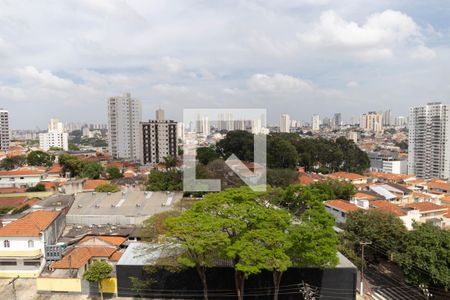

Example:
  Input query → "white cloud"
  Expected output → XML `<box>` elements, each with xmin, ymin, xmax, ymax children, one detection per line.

<box><xmin>299</xmin><ymin>9</ymin><xmax>434</xmax><ymax>60</ymax></box>
<box><xmin>248</xmin><ymin>73</ymin><xmax>313</xmax><ymax>94</ymax></box>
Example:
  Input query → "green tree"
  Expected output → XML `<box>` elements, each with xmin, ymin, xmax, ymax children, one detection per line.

<box><xmin>344</xmin><ymin>210</ymin><xmax>407</xmax><ymax>261</ymax></box>
<box><xmin>395</xmin><ymin>223</ymin><xmax>450</xmax><ymax>289</ymax></box>
<box><xmin>216</xmin><ymin>130</ymin><xmax>254</xmax><ymax>162</ymax></box>
<box><xmin>267</xmin><ymin>136</ymin><xmax>298</xmax><ymax>169</ymax></box>
<box><xmin>27</xmin><ymin>150</ymin><xmax>54</xmax><ymax>167</ymax></box>
<box><xmin>165</xmin><ymin>210</ymin><xmax>230</xmax><ymax>300</ymax></box>
<box><xmin>141</xmin><ymin>211</ymin><xmax>181</xmax><ymax>242</ymax></box>
<box><xmin>48</xmin><ymin>146</ymin><xmax>64</xmax><ymax>151</ymax></box>
<box><xmin>147</xmin><ymin>170</ymin><xmax>182</xmax><ymax>191</ymax></box>
<box><xmin>267</xmin><ymin>168</ymin><xmax>299</xmax><ymax>188</ymax></box>
<box><xmin>163</xmin><ymin>155</ymin><xmax>178</xmax><ymax>169</ymax></box>
<box><xmin>106</xmin><ymin>166</ymin><xmax>122</xmax><ymax>180</ymax></box>
<box><xmin>59</xmin><ymin>154</ymin><xmax>83</xmax><ymax>177</ymax></box>
<box><xmin>196</xmin><ymin>146</ymin><xmax>219</xmax><ymax>165</ymax></box>
<box><xmin>81</xmin><ymin>162</ymin><xmax>104</xmax><ymax>179</ymax></box>
<box><xmin>68</xmin><ymin>143</ymin><xmax>80</xmax><ymax>151</ymax></box>
<box><xmin>83</xmin><ymin>260</ymin><xmax>113</xmax><ymax>300</ymax></box>
<box><xmin>95</xmin><ymin>183</ymin><xmax>120</xmax><ymax>193</ymax></box>
<box><xmin>0</xmin><ymin>155</ymin><xmax>26</xmax><ymax>170</ymax></box>
<box><xmin>26</xmin><ymin>183</ymin><xmax>46</xmax><ymax>192</ymax></box>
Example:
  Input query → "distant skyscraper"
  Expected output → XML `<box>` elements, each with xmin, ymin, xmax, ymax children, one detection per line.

<box><xmin>176</xmin><ymin>122</ymin><xmax>185</xmax><ymax>141</ymax></box>
<box><xmin>333</xmin><ymin>113</ymin><xmax>342</xmax><ymax>128</ymax></box>
<box><xmin>382</xmin><ymin>110</ymin><xmax>392</xmax><ymax>126</ymax></box>
<box><xmin>39</xmin><ymin>118</ymin><xmax>69</xmax><ymax>151</ymax></box>
<box><xmin>280</xmin><ymin>114</ymin><xmax>290</xmax><ymax>133</ymax></box>
<box><xmin>360</xmin><ymin>112</ymin><xmax>383</xmax><ymax>133</ymax></box>
<box><xmin>156</xmin><ymin>108</ymin><xmax>165</xmax><ymax>121</ymax></box>
<box><xmin>141</xmin><ymin>110</ymin><xmax>177</xmax><ymax>165</ymax></box>
<box><xmin>395</xmin><ymin>116</ymin><xmax>407</xmax><ymax>127</ymax></box>
<box><xmin>408</xmin><ymin>102</ymin><xmax>450</xmax><ymax>179</ymax></box>
<box><xmin>312</xmin><ymin>115</ymin><xmax>320</xmax><ymax>131</ymax></box>
<box><xmin>0</xmin><ymin>109</ymin><xmax>9</xmax><ymax>150</ymax></box>
<box><xmin>108</xmin><ymin>93</ymin><xmax>142</xmax><ymax>161</ymax></box>
<box><xmin>196</xmin><ymin>115</ymin><xmax>210</xmax><ymax>136</ymax></box>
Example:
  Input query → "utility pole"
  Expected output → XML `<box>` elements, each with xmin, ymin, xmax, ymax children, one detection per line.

<box><xmin>8</xmin><ymin>276</ymin><xmax>19</xmax><ymax>300</ymax></box>
<box><xmin>360</xmin><ymin>241</ymin><xmax>372</xmax><ymax>296</ymax></box>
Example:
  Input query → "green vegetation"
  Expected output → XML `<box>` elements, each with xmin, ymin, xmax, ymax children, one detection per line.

<box><xmin>83</xmin><ymin>260</ymin><xmax>112</xmax><ymax>300</ymax></box>
<box><xmin>27</xmin><ymin>150</ymin><xmax>54</xmax><ymax>167</ymax></box>
<box><xmin>48</xmin><ymin>146</ymin><xmax>64</xmax><ymax>151</ymax></box>
<box><xmin>0</xmin><ymin>206</ymin><xmax>15</xmax><ymax>215</ymax></box>
<box><xmin>147</xmin><ymin>169</ymin><xmax>182</xmax><ymax>191</ymax></box>
<box><xmin>68</xmin><ymin>143</ymin><xmax>80</xmax><ymax>151</ymax></box>
<box><xmin>196</xmin><ymin>146</ymin><xmax>220</xmax><ymax>165</ymax></box>
<box><xmin>26</xmin><ymin>184</ymin><xmax>46</xmax><ymax>192</ymax></box>
<box><xmin>95</xmin><ymin>183</ymin><xmax>120</xmax><ymax>193</ymax></box>
<box><xmin>159</xmin><ymin>186</ymin><xmax>338</xmax><ymax>300</ymax></box>
<box><xmin>216</xmin><ymin>131</ymin><xmax>369</xmax><ymax>173</ymax></box>
<box><xmin>140</xmin><ymin>211</ymin><xmax>181</xmax><ymax>242</ymax></box>
<box><xmin>80</xmin><ymin>162</ymin><xmax>104</xmax><ymax>179</ymax></box>
<box><xmin>266</xmin><ymin>168</ymin><xmax>299</xmax><ymax>187</ymax></box>
<box><xmin>59</xmin><ymin>154</ymin><xmax>84</xmax><ymax>177</ymax></box>
<box><xmin>0</xmin><ymin>155</ymin><xmax>26</xmax><ymax>170</ymax></box>
<box><xmin>106</xmin><ymin>166</ymin><xmax>123</xmax><ymax>180</ymax></box>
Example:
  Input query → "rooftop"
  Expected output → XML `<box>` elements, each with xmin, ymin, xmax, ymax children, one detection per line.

<box><xmin>0</xmin><ymin>210</ymin><xmax>60</xmax><ymax>237</ymax></box>
<box><xmin>403</xmin><ymin>202</ymin><xmax>447</xmax><ymax>213</ymax></box>
<box><xmin>51</xmin><ymin>247</ymin><xmax>117</xmax><ymax>269</ymax></box>
<box><xmin>327</xmin><ymin>172</ymin><xmax>365</xmax><ymax>180</ymax></box>
<box><xmin>324</xmin><ymin>199</ymin><xmax>360</xmax><ymax>213</ymax></box>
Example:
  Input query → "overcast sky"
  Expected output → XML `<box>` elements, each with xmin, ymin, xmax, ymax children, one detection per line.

<box><xmin>1</xmin><ymin>0</ymin><xmax>449</xmax><ymax>129</ymax></box>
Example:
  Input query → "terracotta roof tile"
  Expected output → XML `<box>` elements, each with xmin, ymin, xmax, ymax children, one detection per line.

<box><xmin>324</xmin><ymin>200</ymin><xmax>360</xmax><ymax>212</ymax></box>
<box><xmin>370</xmin><ymin>200</ymin><xmax>406</xmax><ymax>217</ymax></box>
<box><xmin>83</xmin><ymin>179</ymin><xmax>110</xmax><ymax>191</ymax></box>
<box><xmin>80</xmin><ymin>235</ymin><xmax>127</xmax><ymax>246</ymax></box>
<box><xmin>0</xmin><ymin>211</ymin><xmax>60</xmax><ymax>236</ymax></box>
<box><xmin>327</xmin><ymin>172</ymin><xmax>365</xmax><ymax>180</ymax></box>
<box><xmin>403</xmin><ymin>202</ymin><xmax>447</xmax><ymax>212</ymax></box>
<box><xmin>51</xmin><ymin>247</ymin><xmax>116</xmax><ymax>269</ymax></box>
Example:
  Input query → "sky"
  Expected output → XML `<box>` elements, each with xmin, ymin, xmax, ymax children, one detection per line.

<box><xmin>1</xmin><ymin>0</ymin><xmax>449</xmax><ymax>129</ymax></box>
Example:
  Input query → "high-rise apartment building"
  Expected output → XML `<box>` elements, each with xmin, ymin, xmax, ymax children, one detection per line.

<box><xmin>0</xmin><ymin>109</ymin><xmax>10</xmax><ymax>150</ymax></box>
<box><xmin>333</xmin><ymin>113</ymin><xmax>342</xmax><ymax>128</ymax></box>
<box><xmin>280</xmin><ymin>114</ymin><xmax>290</xmax><ymax>133</ymax></box>
<box><xmin>39</xmin><ymin>118</ymin><xmax>69</xmax><ymax>151</ymax></box>
<box><xmin>360</xmin><ymin>112</ymin><xmax>383</xmax><ymax>133</ymax></box>
<box><xmin>141</xmin><ymin>110</ymin><xmax>177</xmax><ymax>165</ymax></box>
<box><xmin>382</xmin><ymin>110</ymin><xmax>392</xmax><ymax>126</ymax></box>
<box><xmin>408</xmin><ymin>102</ymin><xmax>450</xmax><ymax>179</ymax></box>
<box><xmin>312</xmin><ymin>115</ymin><xmax>320</xmax><ymax>131</ymax></box>
<box><xmin>156</xmin><ymin>108</ymin><xmax>165</xmax><ymax>121</ymax></box>
<box><xmin>108</xmin><ymin>93</ymin><xmax>142</xmax><ymax>161</ymax></box>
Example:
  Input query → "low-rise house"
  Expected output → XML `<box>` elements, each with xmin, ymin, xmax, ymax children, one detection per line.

<box><xmin>425</xmin><ymin>179</ymin><xmax>450</xmax><ymax>195</ymax></box>
<box><xmin>82</xmin><ymin>179</ymin><xmax>110</xmax><ymax>192</ymax></box>
<box><xmin>327</xmin><ymin>172</ymin><xmax>367</xmax><ymax>184</ymax></box>
<box><xmin>324</xmin><ymin>199</ymin><xmax>360</xmax><ymax>224</ymax></box>
<box><xmin>0</xmin><ymin>210</ymin><xmax>65</xmax><ymax>277</ymax></box>
<box><xmin>369</xmin><ymin>200</ymin><xmax>420</xmax><ymax>230</ymax></box>
<box><xmin>0</xmin><ymin>167</ymin><xmax>47</xmax><ymax>188</ymax></box>
<box><xmin>402</xmin><ymin>202</ymin><xmax>448</xmax><ymax>228</ymax></box>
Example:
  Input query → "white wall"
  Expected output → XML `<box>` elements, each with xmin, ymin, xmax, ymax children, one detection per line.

<box><xmin>0</xmin><ymin>174</ymin><xmax>44</xmax><ymax>188</ymax></box>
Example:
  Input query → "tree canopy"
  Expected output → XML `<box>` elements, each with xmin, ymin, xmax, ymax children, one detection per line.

<box><xmin>27</xmin><ymin>150</ymin><xmax>54</xmax><ymax>167</ymax></box>
<box><xmin>83</xmin><ymin>260</ymin><xmax>113</xmax><ymax>300</ymax></box>
<box><xmin>147</xmin><ymin>169</ymin><xmax>182</xmax><ymax>191</ymax></box>
<box><xmin>80</xmin><ymin>162</ymin><xmax>104</xmax><ymax>179</ymax></box>
<box><xmin>95</xmin><ymin>183</ymin><xmax>120</xmax><ymax>193</ymax></box>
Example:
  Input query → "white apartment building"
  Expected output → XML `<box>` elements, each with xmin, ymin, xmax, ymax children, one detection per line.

<box><xmin>312</xmin><ymin>114</ymin><xmax>320</xmax><ymax>131</ymax></box>
<box><xmin>108</xmin><ymin>93</ymin><xmax>142</xmax><ymax>161</ymax></box>
<box><xmin>0</xmin><ymin>109</ymin><xmax>10</xmax><ymax>150</ymax></box>
<box><xmin>39</xmin><ymin>118</ymin><xmax>69</xmax><ymax>151</ymax></box>
<box><xmin>383</xmin><ymin>160</ymin><xmax>407</xmax><ymax>174</ymax></box>
<box><xmin>280</xmin><ymin>114</ymin><xmax>290</xmax><ymax>133</ymax></box>
<box><xmin>360</xmin><ymin>112</ymin><xmax>383</xmax><ymax>133</ymax></box>
<box><xmin>408</xmin><ymin>102</ymin><xmax>450</xmax><ymax>179</ymax></box>
<box><xmin>141</xmin><ymin>110</ymin><xmax>178</xmax><ymax>165</ymax></box>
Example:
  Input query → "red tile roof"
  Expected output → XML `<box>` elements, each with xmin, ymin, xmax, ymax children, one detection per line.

<box><xmin>328</xmin><ymin>172</ymin><xmax>365</xmax><ymax>181</ymax></box>
<box><xmin>324</xmin><ymin>200</ymin><xmax>360</xmax><ymax>212</ymax></box>
<box><xmin>367</xmin><ymin>172</ymin><xmax>413</xmax><ymax>182</ymax></box>
<box><xmin>83</xmin><ymin>179</ymin><xmax>110</xmax><ymax>191</ymax></box>
<box><xmin>47</xmin><ymin>164</ymin><xmax>62</xmax><ymax>174</ymax></box>
<box><xmin>51</xmin><ymin>247</ymin><xmax>116</xmax><ymax>269</ymax></box>
<box><xmin>79</xmin><ymin>235</ymin><xmax>127</xmax><ymax>246</ymax></box>
<box><xmin>0</xmin><ymin>211</ymin><xmax>60</xmax><ymax>236</ymax></box>
<box><xmin>0</xmin><ymin>187</ymin><xmax>27</xmax><ymax>194</ymax></box>
<box><xmin>0</xmin><ymin>168</ymin><xmax>45</xmax><ymax>176</ymax></box>
<box><xmin>403</xmin><ymin>202</ymin><xmax>447</xmax><ymax>213</ymax></box>
<box><xmin>370</xmin><ymin>200</ymin><xmax>406</xmax><ymax>217</ymax></box>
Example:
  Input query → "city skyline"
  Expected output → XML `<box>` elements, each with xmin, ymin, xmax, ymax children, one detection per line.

<box><xmin>1</xmin><ymin>1</ymin><xmax>450</xmax><ymax>129</ymax></box>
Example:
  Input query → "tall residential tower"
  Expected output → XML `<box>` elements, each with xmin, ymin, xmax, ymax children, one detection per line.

<box><xmin>39</xmin><ymin>118</ymin><xmax>69</xmax><ymax>151</ymax></box>
<box><xmin>108</xmin><ymin>93</ymin><xmax>142</xmax><ymax>161</ymax></box>
<box><xmin>0</xmin><ymin>109</ymin><xmax>9</xmax><ymax>150</ymax></box>
<box><xmin>408</xmin><ymin>102</ymin><xmax>450</xmax><ymax>179</ymax></box>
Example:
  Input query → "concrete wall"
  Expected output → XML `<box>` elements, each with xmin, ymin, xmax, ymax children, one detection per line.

<box><xmin>37</xmin><ymin>278</ymin><xmax>82</xmax><ymax>293</ymax></box>
<box><xmin>0</xmin><ymin>175</ymin><xmax>45</xmax><ymax>188</ymax></box>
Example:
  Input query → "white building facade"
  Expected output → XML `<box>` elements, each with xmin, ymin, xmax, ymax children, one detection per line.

<box><xmin>39</xmin><ymin>118</ymin><xmax>69</xmax><ymax>151</ymax></box>
<box><xmin>312</xmin><ymin>114</ymin><xmax>320</xmax><ymax>131</ymax></box>
<box><xmin>108</xmin><ymin>93</ymin><xmax>142</xmax><ymax>161</ymax></box>
<box><xmin>280</xmin><ymin>114</ymin><xmax>290</xmax><ymax>133</ymax></box>
<box><xmin>408</xmin><ymin>102</ymin><xmax>450</xmax><ymax>179</ymax></box>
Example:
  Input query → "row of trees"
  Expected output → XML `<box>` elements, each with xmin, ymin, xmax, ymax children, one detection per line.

<box><xmin>58</xmin><ymin>154</ymin><xmax>122</xmax><ymax>180</ymax></box>
<box><xmin>0</xmin><ymin>150</ymin><xmax>55</xmax><ymax>170</ymax></box>
<box><xmin>342</xmin><ymin>209</ymin><xmax>450</xmax><ymax>291</ymax></box>
<box><xmin>211</xmin><ymin>131</ymin><xmax>370</xmax><ymax>173</ymax></box>
<box><xmin>141</xmin><ymin>186</ymin><xmax>339</xmax><ymax>300</ymax></box>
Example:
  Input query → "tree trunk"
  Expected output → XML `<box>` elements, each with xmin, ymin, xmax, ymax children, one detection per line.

<box><xmin>98</xmin><ymin>281</ymin><xmax>104</xmax><ymax>300</ymax></box>
<box><xmin>234</xmin><ymin>269</ymin><xmax>245</xmax><ymax>300</ymax></box>
<box><xmin>272</xmin><ymin>271</ymin><xmax>283</xmax><ymax>300</ymax></box>
<box><xmin>196</xmin><ymin>265</ymin><xmax>209</xmax><ymax>300</ymax></box>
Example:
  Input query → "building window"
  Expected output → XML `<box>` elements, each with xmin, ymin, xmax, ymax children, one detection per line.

<box><xmin>28</xmin><ymin>240</ymin><xmax>34</xmax><ymax>248</ymax></box>
<box><xmin>3</xmin><ymin>240</ymin><xmax>10</xmax><ymax>248</ymax></box>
